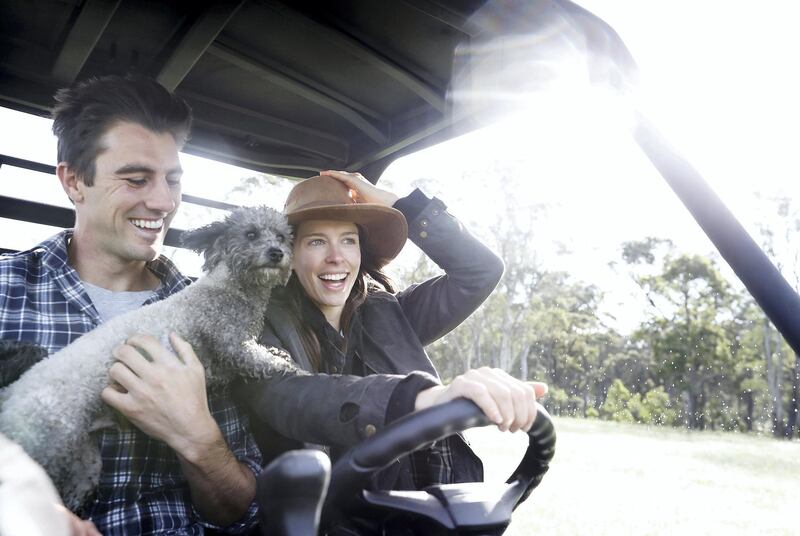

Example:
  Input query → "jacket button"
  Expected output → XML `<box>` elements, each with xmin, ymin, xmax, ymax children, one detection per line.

<box><xmin>364</xmin><ymin>424</ymin><xmax>377</xmax><ymax>437</ymax></box>
<box><xmin>420</xmin><ymin>219</ymin><xmax>429</xmax><ymax>227</ymax></box>
<box><xmin>432</xmin><ymin>209</ymin><xmax>440</xmax><ymax>216</ymax></box>
<box><xmin>332</xmin><ymin>366</ymin><xmax>339</xmax><ymax>373</ymax></box>
<box><xmin>419</xmin><ymin>231</ymin><xmax>428</xmax><ymax>239</ymax></box>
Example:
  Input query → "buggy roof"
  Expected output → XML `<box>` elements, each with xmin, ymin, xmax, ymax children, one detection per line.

<box><xmin>0</xmin><ymin>0</ymin><xmax>487</xmax><ymax>181</ymax></box>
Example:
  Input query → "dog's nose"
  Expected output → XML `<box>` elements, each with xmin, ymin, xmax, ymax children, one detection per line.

<box><xmin>267</xmin><ymin>247</ymin><xmax>284</xmax><ymax>263</ymax></box>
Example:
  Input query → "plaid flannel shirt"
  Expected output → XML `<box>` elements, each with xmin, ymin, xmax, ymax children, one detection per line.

<box><xmin>0</xmin><ymin>230</ymin><xmax>262</xmax><ymax>535</ymax></box>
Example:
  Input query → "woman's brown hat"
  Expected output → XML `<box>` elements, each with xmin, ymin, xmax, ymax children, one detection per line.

<box><xmin>284</xmin><ymin>175</ymin><xmax>408</xmax><ymax>266</ymax></box>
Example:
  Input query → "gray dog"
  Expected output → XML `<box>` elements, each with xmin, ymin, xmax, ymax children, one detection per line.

<box><xmin>0</xmin><ymin>205</ymin><xmax>299</xmax><ymax>510</ymax></box>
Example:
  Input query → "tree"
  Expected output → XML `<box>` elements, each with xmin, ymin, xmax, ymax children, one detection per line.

<box><xmin>725</xmin><ymin>295</ymin><xmax>770</xmax><ymax>432</ymax></box>
<box><xmin>756</xmin><ymin>194</ymin><xmax>800</xmax><ymax>438</ymax></box>
<box><xmin>484</xmin><ymin>176</ymin><xmax>550</xmax><ymax>374</ymax></box>
<box><xmin>622</xmin><ymin>239</ymin><xmax>738</xmax><ymax>430</ymax></box>
<box><xmin>600</xmin><ymin>379</ymin><xmax>635</xmax><ymax>423</ymax></box>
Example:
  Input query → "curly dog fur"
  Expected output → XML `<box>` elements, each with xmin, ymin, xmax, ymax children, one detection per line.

<box><xmin>0</xmin><ymin>205</ymin><xmax>300</xmax><ymax>509</ymax></box>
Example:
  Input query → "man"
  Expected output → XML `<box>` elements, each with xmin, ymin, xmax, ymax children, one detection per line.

<box><xmin>0</xmin><ymin>75</ymin><xmax>260</xmax><ymax>534</ymax></box>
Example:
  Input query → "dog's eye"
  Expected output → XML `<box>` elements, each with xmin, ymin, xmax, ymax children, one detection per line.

<box><xmin>276</xmin><ymin>234</ymin><xmax>285</xmax><ymax>244</ymax></box>
<box><xmin>245</xmin><ymin>230</ymin><xmax>258</xmax><ymax>240</ymax></box>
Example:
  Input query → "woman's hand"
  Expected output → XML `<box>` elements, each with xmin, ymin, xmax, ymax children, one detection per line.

<box><xmin>320</xmin><ymin>170</ymin><xmax>399</xmax><ymax>207</ymax></box>
<box><xmin>414</xmin><ymin>367</ymin><xmax>548</xmax><ymax>433</ymax></box>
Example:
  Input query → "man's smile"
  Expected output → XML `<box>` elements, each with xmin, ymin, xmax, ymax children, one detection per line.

<box><xmin>130</xmin><ymin>218</ymin><xmax>164</xmax><ymax>231</ymax></box>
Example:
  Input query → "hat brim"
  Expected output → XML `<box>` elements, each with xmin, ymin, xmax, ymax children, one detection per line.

<box><xmin>288</xmin><ymin>204</ymin><xmax>408</xmax><ymax>266</ymax></box>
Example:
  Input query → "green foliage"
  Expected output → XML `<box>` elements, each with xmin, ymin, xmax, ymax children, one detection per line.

<box><xmin>621</xmin><ymin>237</ymin><xmax>673</xmax><ymax>265</ymax></box>
<box><xmin>599</xmin><ymin>380</ymin><xmax>679</xmax><ymax>426</ymax></box>
<box><xmin>600</xmin><ymin>380</ymin><xmax>636</xmax><ymax>423</ymax></box>
<box><xmin>622</xmin><ymin>244</ymin><xmax>742</xmax><ymax>430</ymax></box>
<box><xmin>544</xmin><ymin>387</ymin><xmax>570</xmax><ymax>416</ymax></box>
<box><xmin>640</xmin><ymin>386</ymin><xmax>680</xmax><ymax>426</ymax></box>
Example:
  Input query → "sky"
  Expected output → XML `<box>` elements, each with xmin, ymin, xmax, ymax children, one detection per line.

<box><xmin>384</xmin><ymin>0</ymin><xmax>800</xmax><ymax>239</ymax></box>
<box><xmin>2</xmin><ymin>0</ymin><xmax>800</xmax><ymax>331</ymax></box>
<box><xmin>383</xmin><ymin>0</ymin><xmax>800</xmax><ymax>330</ymax></box>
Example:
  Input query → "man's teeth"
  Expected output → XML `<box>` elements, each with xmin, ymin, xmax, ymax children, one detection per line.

<box><xmin>131</xmin><ymin>219</ymin><xmax>163</xmax><ymax>230</ymax></box>
<box><xmin>319</xmin><ymin>273</ymin><xmax>347</xmax><ymax>281</ymax></box>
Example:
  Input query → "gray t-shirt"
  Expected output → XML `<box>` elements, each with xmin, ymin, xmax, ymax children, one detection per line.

<box><xmin>82</xmin><ymin>281</ymin><xmax>157</xmax><ymax>322</ymax></box>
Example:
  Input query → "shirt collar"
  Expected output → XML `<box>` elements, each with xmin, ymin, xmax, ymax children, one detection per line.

<box><xmin>37</xmin><ymin>229</ymin><xmax>191</xmax><ymax>294</ymax></box>
<box><xmin>147</xmin><ymin>254</ymin><xmax>192</xmax><ymax>297</ymax></box>
<box><xmin>36</xmin><ymin>229</ymin><xmax>72</xmax><ymax>273</ymax></box>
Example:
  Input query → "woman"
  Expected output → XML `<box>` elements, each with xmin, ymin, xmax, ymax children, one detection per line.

<box><xmin>242</xmin><ymin>170</ymin><xmax>546</xmax><ymax>490</ymax></box>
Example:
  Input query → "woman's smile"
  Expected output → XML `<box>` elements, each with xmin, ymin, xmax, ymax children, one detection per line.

<box><xmin>317</xmin><ymin>272</ymin><xmax>349</xmax><ymax>291</ymax></box>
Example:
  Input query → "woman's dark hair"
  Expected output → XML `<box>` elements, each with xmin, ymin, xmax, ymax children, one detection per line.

<box><xmin>51</xmin><ymin>74</ymin><xmax>193</xmax><ymax>185</ymax></box>
<box><xmin>282</xmin><ymin>225</ymin><xmax>396</xmax><ymax>372</ymax></box>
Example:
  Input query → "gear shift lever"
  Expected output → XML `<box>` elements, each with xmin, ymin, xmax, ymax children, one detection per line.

<box><xmin>257</xmin><ymin>449</ymin><xmax>331</xmax><ymax>536</ymax></box>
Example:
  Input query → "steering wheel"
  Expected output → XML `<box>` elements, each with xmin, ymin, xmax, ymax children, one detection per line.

<box><xmin>321</xmin><ymin>398</ymin><xmax>555</xmax><ymax>535</ymax></box>
<box><xmin>256</xmin><ymin>398</ymin><xmax>555</xmax><ymax>536</ymax></box>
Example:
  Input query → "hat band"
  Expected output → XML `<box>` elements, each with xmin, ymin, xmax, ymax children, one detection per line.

<box><xmin>288</xmin><ymin>199</ymin><xmax>356</xmax><ymax>213</ymax></box>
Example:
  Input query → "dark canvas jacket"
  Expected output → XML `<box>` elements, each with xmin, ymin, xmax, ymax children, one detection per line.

<box><xmin>239</xmin><ymin>191</ymin><xmax>504</xmax><ymax>489</ymax></box>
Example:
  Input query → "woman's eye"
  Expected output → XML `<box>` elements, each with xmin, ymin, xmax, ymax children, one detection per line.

<box><xmin>308</xmin><ymin>238</ymin><xmax>324</xmax><ymax>246</ymax></box>
<box><xmin>343</xmin><ymin>237</ymin><xmax>358</xmax><ymax>245</ymax></box>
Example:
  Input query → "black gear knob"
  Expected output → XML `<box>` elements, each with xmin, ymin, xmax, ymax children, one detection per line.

<box><xmin>257</xmin><ymin>449</ymin><xmax>330</xmax><ymax>536</ymax></box>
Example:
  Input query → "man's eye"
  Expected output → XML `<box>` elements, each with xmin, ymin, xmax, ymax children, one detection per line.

<box><xmin>126</xmin><ymin>178</ymin><xmax>147</xmax><ymax>186</ymax></box>
<box><xmin>167</xmin><ymin>177</ymin><xmax>182</xmax><ymax>187</ymax></box>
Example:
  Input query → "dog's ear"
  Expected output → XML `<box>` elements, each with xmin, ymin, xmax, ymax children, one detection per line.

<box><xmin>180</xmin><ymin>221</ymin><xmax>227</xmax><ymax>254</ymax></box>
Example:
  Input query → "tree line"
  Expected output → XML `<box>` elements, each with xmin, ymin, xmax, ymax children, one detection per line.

<box><xmin>396</xmin><ymin>182</ymin><xmax>800</xmax><ymax>439</ymax></box>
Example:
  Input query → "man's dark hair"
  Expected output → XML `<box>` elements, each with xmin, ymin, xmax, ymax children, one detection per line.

<box><xmin>51</xmin><ymin>74</ymin><xmax>193</xmax><ymax>186</ymax></box>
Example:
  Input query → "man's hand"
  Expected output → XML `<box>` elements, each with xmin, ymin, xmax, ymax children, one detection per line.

<box><xmin>100</xmin><ymin>332</ymin><xmax>218</xmax><ymax>457</ymax></box>
<box><xmin>57</xmin><ymin>506</ymin><xmax>101</xmax><ymax>536</ymax></box>
<box><xmin>101</xmin><ymin>332</ymin><xmax>256</xmax><ymax>525</ymax></box>
<box><xmin>415</xmin><ymin>367</ymin><xmax>548</xmax><ymax>433</ymax></box>
<box><xmin>320</xmin><ymin>170</ymin><xmax>399</xmax><ymax>207</ymax></box>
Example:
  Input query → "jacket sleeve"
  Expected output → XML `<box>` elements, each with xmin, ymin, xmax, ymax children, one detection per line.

<box><xmin>241</xmin><ymin>320</ymin><xmax>440</xmax><ymax>447</ymax></box>
<box><xmin>239</xmin><ymin>371</ymin><xmax>438</xmax><ymax>447</ymax></box>
<box><xmin>394</xmin><ymin>192</ymin><xmax>504</xmax><ymax>346</ymax></box>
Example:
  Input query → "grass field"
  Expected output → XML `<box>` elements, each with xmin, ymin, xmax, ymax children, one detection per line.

<box><xmin>464</xmin><ymin>417</ymin><xmax>800</xmax><ymax>535</ymax></box>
